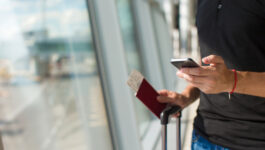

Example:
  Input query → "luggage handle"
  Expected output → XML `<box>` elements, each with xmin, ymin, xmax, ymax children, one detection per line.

<box><xmin>161</xmin><ymin>106</ymin><xmax>182</xmax><ymax>150</ymax></box>
<box><xmin>160</xmin><ymin>105</ymin><xmax>181</xmax><ymax>125</ymax></box>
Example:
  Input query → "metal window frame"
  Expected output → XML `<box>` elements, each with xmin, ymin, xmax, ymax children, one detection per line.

<box><xmin>131</xmin><ymin>0</ymin><xmax>165</xmax><ymax>90</ymax></box>
<box><xmin>87</xmin><ymin>0</ymin><xmax>142</xmax><ymax>150</ymax></box>
<box><xmin>130</xmin><ymin>0</ymin><xmax>176</xmax><ymax>149</ymax></box>
<box><xmin>131</xmin><ymin>0</ymin><xmax>179</xmax><ymax>149</ymax></box>
<box><xmin>87</xmin><ymin>0</ymin><xmax>177</xmax><ymax>149</ymax></box>
<box><xmin>149</xmin><ymin>3</ymin><xmax>177</xmax><ymax>91</ymax></box>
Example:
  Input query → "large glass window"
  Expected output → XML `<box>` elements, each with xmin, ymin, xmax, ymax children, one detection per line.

<box><xmin>0</xmin><ymin>0</ymin><xmax>112</xmax><ymax>150</ymax></box>
<box><xmin>115</xmin><ymin>0</ymin><xmax>153</xmax><ymax>138</ymax></box>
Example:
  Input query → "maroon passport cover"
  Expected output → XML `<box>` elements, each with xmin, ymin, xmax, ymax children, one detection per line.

<box><xmin>136</xmin><ymin>79</ymin><xmax>166</xmax><ymax>118</ymax></box>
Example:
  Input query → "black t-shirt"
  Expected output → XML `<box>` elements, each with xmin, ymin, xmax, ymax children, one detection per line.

<box><xmin>194</xmin><ymin>0</ymin><xmax>265</xmax><ymax>149</ymax></box>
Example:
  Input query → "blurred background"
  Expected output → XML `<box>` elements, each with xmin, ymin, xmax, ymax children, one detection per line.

<box><xmin>0</xmin><ymin>0</ymin><xmax>199</xmax><ymax>149</ymax></box>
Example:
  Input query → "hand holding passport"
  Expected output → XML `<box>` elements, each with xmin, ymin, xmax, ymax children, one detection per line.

<box><xmin>127</xmin><ymin>70</ymin><xmax>167</xmax><ymax>118</ymax></box>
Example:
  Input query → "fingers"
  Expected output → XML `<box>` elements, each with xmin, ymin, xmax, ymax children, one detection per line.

<box><xmin>177</xmin><ymin>72</ymin><xmax>209</xmax><ymax>84</ymax></box>
<box><xmin>158</xmin><ymin>89</ymin><xmax>169</xmax><ymax>96</ymax></box>
<box><xmin>202</xmin><ymin>55</ymin><xmax>224</xmax><ymax>64</ymax></box>
<box><xmin>157</xmin><ymin>90</ymin><xmax>179</xmax><ymax>104</ymax></box>
<box><xmin>157</xmin><ymin>90</ymin><xmax>187</xmax><ymax>108</ymax></box>
<box><xmin>178</xmin><ymin>66</ymin><xmax>213</xmax><ymax>76</ymax></box>
<box><xmin>172</xmin><ymin>112</ymin><xmax>181</xmax><ymax>118</ymax></box>
<box><xmin>157</xmin><ymin>95</ymin><xmax>174</xmax><ymax>103</ymax></box>
<box><xmin>189</xmin><ymin>82</ymin><xmax>203</xmax><ymax>88</ymax></box>
<box><xmin>178</xmin><ymin>55</ymin><xmax>224</xmax><ymax>76</ymax></box>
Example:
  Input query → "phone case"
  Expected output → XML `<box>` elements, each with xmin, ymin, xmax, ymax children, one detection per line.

<box><xmin>171</xmin><ymin>58</ymin><xmax>199</xmax><ymax>69</ymax></box>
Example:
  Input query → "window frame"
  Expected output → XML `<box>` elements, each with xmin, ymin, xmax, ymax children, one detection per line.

<box><xmin>86</xmin><ymin>0</ymin><xmax>142</xmax><ymax>149</ymax></box>
<box><xmin>87</xmin><ymin>0</ymin><xmax>179</xmax><ymax>149</ymax></box>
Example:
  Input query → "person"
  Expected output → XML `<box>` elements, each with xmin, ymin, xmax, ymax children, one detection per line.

<box><xmin>157</xmin><ymin>0</ymin><xmax>265</xmax><ymax>150</ymax></box>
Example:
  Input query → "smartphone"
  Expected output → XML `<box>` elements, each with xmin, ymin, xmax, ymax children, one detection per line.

<box><xmin>170</xmin><ymin>58</ymin><xmax>200</xmax><ymax>69</ymax></box>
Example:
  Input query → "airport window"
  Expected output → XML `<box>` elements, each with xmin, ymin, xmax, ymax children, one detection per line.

<box><xmin>0</xmin><ymin>0</ymin><xmax>113</xmax><ymax>150</ymax></box>
<box><xmin>115</xmin><ymin>0</ymin><xmax>153</xmax><ymax>138</ymax></box>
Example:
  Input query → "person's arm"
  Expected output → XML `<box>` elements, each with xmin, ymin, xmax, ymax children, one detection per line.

<box><xmin>157</xmin><ymin>84</ymin><xmax>200</xmax><ymax>109</ymax></box>
<box><xmin>177</xmin><ymin>55</ymin><xmax>265</xmax><ymax>98</ymax></box>
<box><xmin>181</xmin><ymin>84</ymin><xmax>201</xmax><ymax>106</ymax></box>
<box><xmin>235</xmin><ymin>71</ymin><xmax>265</xmax><ymax>97</ymax></box>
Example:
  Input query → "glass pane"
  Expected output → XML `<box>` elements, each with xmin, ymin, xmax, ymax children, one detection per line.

<box><xmin>0</xmin><ymin>0</ymin><xmax>112</xmax><ymax>150</ymax></box>
<box><xmin>115</xmin><ymin>0</ymin><xmax>153</xmax><ymax>138</ymax></box>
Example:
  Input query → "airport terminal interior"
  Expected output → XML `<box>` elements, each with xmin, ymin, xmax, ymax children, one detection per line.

<box><xmin>0</xmin><ymin>0</ymin><xmax>199</xmax><ymax>149</ymax></box>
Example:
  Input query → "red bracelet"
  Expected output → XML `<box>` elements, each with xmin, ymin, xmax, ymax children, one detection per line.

<box><xmin>229</xmin><ymin>69</ymin><xmax>237</xmax><ymax>94</ymax></box>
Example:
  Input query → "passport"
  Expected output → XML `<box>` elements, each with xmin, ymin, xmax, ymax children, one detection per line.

<box><xmin>127</xmin><ymin>70</ymin><xmax>166</xmax><ymax>118</ymax></box>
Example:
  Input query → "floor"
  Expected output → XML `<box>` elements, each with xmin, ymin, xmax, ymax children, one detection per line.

<box><xmin>0</xmin><ymin>75</ymin><xmax>113</xmax><ymax>150</ymax></box>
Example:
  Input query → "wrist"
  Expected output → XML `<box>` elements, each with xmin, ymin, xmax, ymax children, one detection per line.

<box><xmin>177</xmin><ymin>93</ymin><xmax>191</xmax><ymax>108</ymax></box>
<box><xmin>181</xmin><ymin>85</ymin><xmax>200</xmax><ymax>102</ymax></box>
<box><xmin>233</xmin><ymin>71</ymin><xmax>247</xmax><ymax>93</ymax></box>
<box><xmin>230</xmin><ymin>69</ymin><xmax>237</xmax><ymax>94</ymax></box>
<box><xmin>225</xmin><ymin>69</ymin><xmax>237</xmax><ymax>93</ymax></box>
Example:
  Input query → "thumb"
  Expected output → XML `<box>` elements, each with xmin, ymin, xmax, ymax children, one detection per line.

<box><xmin>172</xmin><ymin>112</ymin><xmax>181</xmax><ymax>118</ymax></box>
<box><xmin>202</xmin><ymin>55</ymin><xmax>224</xmax><ymax>64</ymax></box>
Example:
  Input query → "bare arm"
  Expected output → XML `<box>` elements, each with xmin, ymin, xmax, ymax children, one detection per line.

<box><xmin>178</xmin><ymin>55</ymin><xmax>265</xmax><ymax>98</ymax></box>
<box><xmin>235</xmin><ymin>71</ymin><xmax>265</xmax><ymax>97</ymax></box>
<box><xmin>181</xmin><ymin>84</ymin><xmax>201</xmax><ymax>106</ymax></box>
